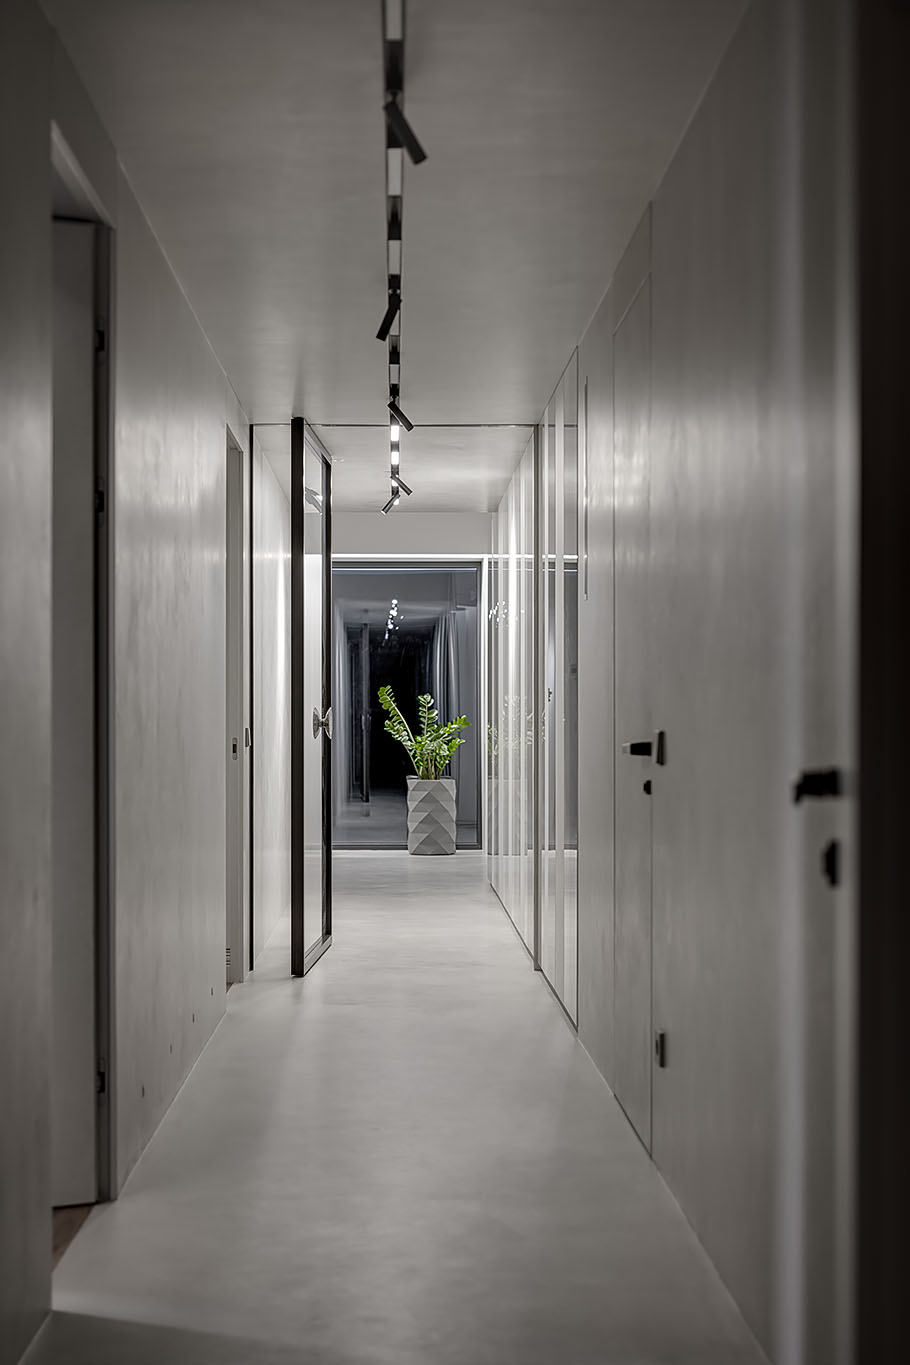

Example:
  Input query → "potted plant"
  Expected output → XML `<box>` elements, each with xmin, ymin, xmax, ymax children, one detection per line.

<box><xmin>378</xmin><ymin>686</ymin><xmax>470</xmax><ymax>855</ymax></box>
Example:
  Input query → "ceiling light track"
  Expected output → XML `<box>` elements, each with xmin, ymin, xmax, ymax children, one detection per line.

<box><xmin>378</xmin><ymin>0</ymin><xmax>426</xmax><ymax>512</ymax></box>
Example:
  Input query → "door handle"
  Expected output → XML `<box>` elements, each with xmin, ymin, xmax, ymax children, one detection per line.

<box><xmin>622</xmin><ymin>740</ymin><xmax>653</xmax><ymax>757</ymax></box>
<box><xmin>792</xmin><ymin>767</ymin><xmax>843</xmax><ymax>803</ymax></box>
<box><xmin>312</xmin><ymin>706</ymin><xmax>334</xmax><ymax>741</ymax></box>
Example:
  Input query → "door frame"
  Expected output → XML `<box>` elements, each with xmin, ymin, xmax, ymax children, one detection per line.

<box><xmin>329</xmin><ymin>558</ymin><xmax>485</xmax><ymax>851</ymax></box>
<box><xmin>52</xmin><ymin>127</ymin><xmax>116</xmax><ymax>1202</ymax></box>
<box><xmin>291</xmin><ymin>417</ymin><xmax>333</xmax><ymax>977</ymax></box>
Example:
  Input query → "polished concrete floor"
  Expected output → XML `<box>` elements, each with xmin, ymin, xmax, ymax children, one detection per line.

<box><xmin>28</xmin><ymin>853</ymin><xmax>767</xmax><ymax>1364</ymax></box>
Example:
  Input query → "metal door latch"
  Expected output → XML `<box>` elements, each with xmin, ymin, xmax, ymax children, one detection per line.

<box><xmin>623</xmin><ymin>739</ymin><xmax>653</xmax><ymax>757</ymax></box>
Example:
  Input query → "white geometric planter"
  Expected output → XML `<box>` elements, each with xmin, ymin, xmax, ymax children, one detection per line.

<box><xmin>406</xmin><ymin>776</ymin><xmax>457</xmax><ymax>856</ymax></box>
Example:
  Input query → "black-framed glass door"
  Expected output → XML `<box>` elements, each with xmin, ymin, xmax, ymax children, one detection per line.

<box><xmin>291</xmin><ymin>418</ymin><xmax>332</xmax><ymax>976</ymax></box>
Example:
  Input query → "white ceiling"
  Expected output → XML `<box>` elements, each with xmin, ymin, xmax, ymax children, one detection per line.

<box><xmin>42</xmin><ymin>0</ymin><xmax>747</xmax><ymax>510</ymax></box>
<box><xmin>258</xmin><ymin>421</ymin><xmax>533</xmax><ymax>510</ymax></box>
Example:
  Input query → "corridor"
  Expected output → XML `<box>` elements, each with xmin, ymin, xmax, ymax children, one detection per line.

<box><xmin>30</xmin><ymin>855</ymin><xmax>764</xmax><ymax>1365</ymax></box>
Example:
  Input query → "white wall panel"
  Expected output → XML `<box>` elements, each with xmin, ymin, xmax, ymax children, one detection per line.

<box><xmin>0</xmin><ymin>3</ymin><xmax>53</xmax><ymax>1358</ymax></box>
<box><xmin>333</xmin><ymin>511</ymin><xmax>492</xmax><ymax>558</ymax></box>
<box><xmin>112</xmin><ymin>181</ymin><xmax>239</xmax><ymax>1187</ymax></box>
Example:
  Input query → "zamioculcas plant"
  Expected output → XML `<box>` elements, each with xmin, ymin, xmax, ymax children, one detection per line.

<box><xmin>378</xmin><ymin>686</ymin><xmax>470</xmax><ymax>780</ymax></box>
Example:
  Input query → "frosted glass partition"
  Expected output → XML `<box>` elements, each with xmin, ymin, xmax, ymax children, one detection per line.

<box><xmin>489</xmin><ymin>436</ymin><xmax>536</xmax><ymax>951</ymax></box>
<box><xmin>488</xmin><ymin>353</ymin><xmax>579</xmax><ymax>1021</ymax></box>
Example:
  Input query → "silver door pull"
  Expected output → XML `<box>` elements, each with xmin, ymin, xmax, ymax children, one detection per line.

<box><xmin>312</xmin><ymin>706</ymin><xmax>334</xmax><ymax>740</ymax></box>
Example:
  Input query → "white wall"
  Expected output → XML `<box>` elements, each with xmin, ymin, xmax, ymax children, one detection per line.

<box><xmin>58</xmin><ymin>19</ymin><xmax>254</xmax><ymax>1196</ymax></box>
<box><xmin>0</xmin><ymin>3</ymin><xmax>53</xmax><ymax>1358</ymax></box>
<box><xmin>575</xmin><ymin>1</ymin><xmax>856</xmax><ymax>1360</ymax></box>
<box><xmin>253</xmin><ymin>448</ymin><xmax>291</xmax><ymax>960</ymax></box>
<box><xmin>112</xmin><ymin>179</ymin><xmax>251</xmax><ymax>1186</ymax></box>
<box><xmin>333</xmin><ymin>510</ymin><xmax>492</xmax><ymax>558</ymax></box>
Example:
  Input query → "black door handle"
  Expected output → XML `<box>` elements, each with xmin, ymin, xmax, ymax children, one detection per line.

<box><xmin>792</xmin><ymin>767</ymin><xmax>843</xmax><ymax>803</ymax></box>
<box><xmin>623</xmin><ymin>740</ymin><xmax>653</xmax><ymax>757</ymax></box>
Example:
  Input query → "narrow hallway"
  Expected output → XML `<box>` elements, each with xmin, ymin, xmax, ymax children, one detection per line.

<box><xmin>30</xmin><ymin>855</ymin><xmax>765</xmax><ymax>1365</ymax></box>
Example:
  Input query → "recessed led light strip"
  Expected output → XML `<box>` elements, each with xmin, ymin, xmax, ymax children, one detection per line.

<box><xmin>379</xmin><ymin>0</ymin><xmax>425</xmax><ymax>514</ymax></box>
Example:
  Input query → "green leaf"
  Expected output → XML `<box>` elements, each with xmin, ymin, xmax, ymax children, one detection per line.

<box><xmin>379</xmin><ymin>689</ymin><xmax>471</xmax><ymax>780</ymax></box>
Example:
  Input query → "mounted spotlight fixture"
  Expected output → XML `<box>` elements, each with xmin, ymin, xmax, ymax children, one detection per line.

<box><xmin>384</xmin><ymin>97</ymin><xmax>427</xmax><ymax>165</ymax></box>
<box><xmin>379</xmin><ymin>2</ymin><xmax>420</xmax><ymax>501</ymax></box>
<box><xmin>376</xmin><ymin>290</ymin><xmax>401</xmax><ymax>342</ymax></box>
<box><xmin>388</xmin><ymin>398</ymin><xmax>414</xmax><ymax>432</ymax></box>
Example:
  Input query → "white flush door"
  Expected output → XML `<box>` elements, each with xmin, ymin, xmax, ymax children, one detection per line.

<box><xmin>51</xmin><ymin>221</ymin><xmax>98</xmax><ymax>1206</ymax></box>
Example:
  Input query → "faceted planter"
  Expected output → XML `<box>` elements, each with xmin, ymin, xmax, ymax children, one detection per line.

<box><xmin>406</xmin><ymin>776</ymin><xmax>456</xmax><ymax>856</ymax></box>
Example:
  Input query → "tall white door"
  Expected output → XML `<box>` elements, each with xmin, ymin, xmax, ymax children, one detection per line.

<box><xmin>225</xmin><ymin>435</ymin><xmax>247</xmax><ymax>984</ymax></box>
<box><xmin>612</xmin><ymin>276</ymin><xmax>653</xmax><ymax>1152</ymax></box>
<box><xmin>51</xmin><ymin>221</ymin><xmax>97</xmax><ymax>1206</ymax></box>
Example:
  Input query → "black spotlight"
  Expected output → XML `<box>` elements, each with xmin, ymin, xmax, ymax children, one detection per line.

<box><xmin>376</xmin><ymin>291</ymin><xmax>401</xmax><ymax>342</ymax></box>
<box><xmin>380</xmin><ymin>491</ymin><xmax>401</xmax><ymax>516</ymax></box>
<box><xmin>392</xmin><ymin>474</ymin><xmax>413</xmax><ymax>496</ymax></box>
<box><xmin>387</xmin><ymin>398</ymin><xmax>414</xmax><ymax>431</ymax></box>
<box><xmin>384</xmin><ymin>99</ymin><xmax>427</xmax><ymax>165</ymax></box>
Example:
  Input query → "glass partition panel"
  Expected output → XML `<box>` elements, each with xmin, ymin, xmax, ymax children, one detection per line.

<box><xmin>489</xmin><ymin>357</ymin><xmax>577</xmax><ymax>1020</ymax></box>
<box><xmin>490</xmin><ymin>434</ymin><xmax>535</xmax><ymax>951</ymax></box>
<box><xmin>562</xmin><ymin>353</ymin><xmax>579</xmax><ymax>1020</ymax></box>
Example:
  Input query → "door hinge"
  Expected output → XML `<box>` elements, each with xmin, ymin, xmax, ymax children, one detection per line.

<box><xmin>95</xmin><ymin>326</ymin><xmax>106</xmax><ymax>355</ymax></box>
<box><xmin>95</xmin><ymin>483</ymin><xmax>106</xmax><ymax>517</ymax></box>
<box><xmin>96</xmin><ymin>1064</ymin><xmax>107</xmax><ymax>1096</ymax></box>
<box><xmin>654</xmin><ymin>1031</ymin><xmax>667</xmax><ymax>1068</ymax></box>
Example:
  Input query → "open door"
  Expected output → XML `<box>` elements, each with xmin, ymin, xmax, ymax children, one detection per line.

<box><xmin>291</xmin><ymin>418</ymin><xmax>333</xmax><ymax>976</ymax></box>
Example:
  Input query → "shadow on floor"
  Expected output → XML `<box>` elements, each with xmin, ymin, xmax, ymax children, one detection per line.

<box><xmin>24</xmin><ymin>1312</ymin><xmax>350</xmax><ymax>1365</ymax></box>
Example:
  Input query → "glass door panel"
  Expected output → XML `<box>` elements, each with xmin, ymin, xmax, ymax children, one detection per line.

<box><xmin>292</xmin><ymin>419</ymin><xmax>332</xmax><ymax>976</ymax></box>
<box><xmin>537</xmin><ymin>354</ymin><xmax>579</xmax><ymax>1021</ymax></box>
<box><xmin>302</xmin><ymin>442</ymin><xmax>328</xmax><ymax>963</ymax></box>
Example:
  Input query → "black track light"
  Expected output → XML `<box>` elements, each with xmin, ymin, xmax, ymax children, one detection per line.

<box><xmin>380</xmin><ymin>491</ymin><xmax>401</xmax><ymax>516</ymax></box>
<box><xmin>392</xmin><ymin>474</ymin><xmax>413</xmax><ymax>496</ymax></box>
<box><xmin>376</xmin><ymin>291</ymin><xmax>401</xmax><ymax>342</ymax></box>
<box><xmin>387</xmin><ymin>398</ymin><xmax>414</xmax><ymax>431</ymax></box>
<box><xmin>384</xmin><ymin>98</ymin><xmax>427</xmax><ymax>165</ymax></box>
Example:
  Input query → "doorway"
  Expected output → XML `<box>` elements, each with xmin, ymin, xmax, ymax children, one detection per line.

<box><xmin>331</xmin><ymin>563</ymin><xmax>481</xmax><ymax>850</ymax></box>
<box><xmin>50</xmin><ymin>139</ymin><xmax>114</xmax><ymax>1234</ymax></box>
